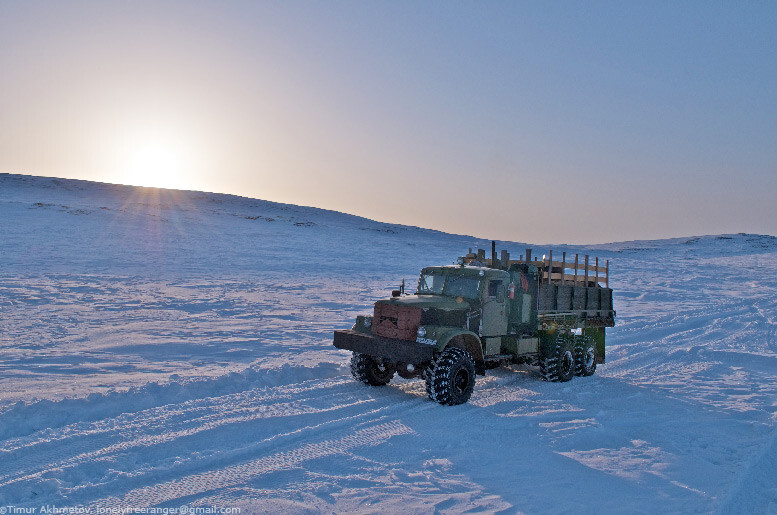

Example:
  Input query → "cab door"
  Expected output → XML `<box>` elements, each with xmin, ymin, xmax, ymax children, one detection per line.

<box><xmin>481</xmin><ymin>278</ymin><xmax>509</xmax><ymax>337</ymax></box>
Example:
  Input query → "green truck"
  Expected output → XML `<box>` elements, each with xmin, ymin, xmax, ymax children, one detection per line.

<box><xmin>333</xmin><ymin>243</ymin><xmax>615</xmax><ymax>405</ymax></box>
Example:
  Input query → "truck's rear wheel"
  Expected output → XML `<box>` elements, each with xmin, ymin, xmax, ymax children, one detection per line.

<box><xmin>540</xmin><ymin>334</ymin><xmax>575</xmax><ymax>382</ymax></box>
<box><xmin>350</xmin><ymin>352</ymin><xmax>395</xmax><ymax>386</ymax></box>
<box><xmin>575</xmin><ymin>335</ymin><xmax>597</xmax><ymax>376</ymax></box>
<box><xmin>425</xmin><ymin>347</ymin><xmax>476</xmax><ymax>405</ymax></box>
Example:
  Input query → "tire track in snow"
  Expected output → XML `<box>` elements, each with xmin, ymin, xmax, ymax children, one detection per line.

<box><xmin>88</xmin><ymin>420</ymin><xmax>414</xmax><ymax>510</ymax></box>
<box><xmin>0</xmin><ymin>371</ymin><xmax>431</xmax><ymax>508</ymax></box>
<box><xmin>605</xmin><ymin>299</ymin><xmax>776</xmax><ymax>393</ymax></box>
<box><xmin>0</xmin><ymin>364</ymin><xmax>345</xmax><ymax>440</ymax></box>
<box><xmin>716</xmin><ymin>426</ymin><xmax>777</xmax><ymax>513</ymax></box>
<box><xmin>0</xmin><ymin>376</ymin><xmax>358</xmax><ymax>493</ymax></box>
<box><xmin>753</xmin><ymin>299</ymin><xmax>777</xmax><ymax>352</ymax></box>
<box><xmin>0</xmin><ymin>374</ymin><xmax>350</xmax><ymax>456</ymax></box>
<box><xmin>74</xmin><ymin>392</ymin><xmax>430</xmax><ymax>510</ymax></box>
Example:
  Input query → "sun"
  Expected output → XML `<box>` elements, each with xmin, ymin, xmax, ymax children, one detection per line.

<box><xmin>107</xmin><ymin>121</ymin><xmax>197</xmax><ymax>191</ymax></box>
<box><xmin>126</xmin><ymin>143</ymin><xmax>184</xmax><ymax>190</ymax></box>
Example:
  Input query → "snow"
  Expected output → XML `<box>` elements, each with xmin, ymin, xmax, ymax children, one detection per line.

<box><xmin>1</xmin><ymin>172</ymin><xmax>776</xmax><ymax>513</ymax></box>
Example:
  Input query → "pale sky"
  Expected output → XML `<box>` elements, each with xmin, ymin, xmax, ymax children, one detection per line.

<box><xmin>1</xmin><ymin>1</ymin><xmax>775</xmax><ymax>244</ymax></box>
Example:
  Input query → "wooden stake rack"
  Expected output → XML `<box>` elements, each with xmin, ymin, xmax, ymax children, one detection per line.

<box><xmin>462</xmin><ymin>248</ymin><xmax>609</xmax><ymax>288</ymax></box>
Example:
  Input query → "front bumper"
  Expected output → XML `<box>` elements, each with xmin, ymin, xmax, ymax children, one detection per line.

<box><xmin>333</xmin><ymin>329</ymin><xmax>436</xmax><ymax>364</ymax></box>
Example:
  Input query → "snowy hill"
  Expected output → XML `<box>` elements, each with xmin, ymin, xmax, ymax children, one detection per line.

<box><xmin>1</xmin><ymin>173</ymin><xmax>776</xmax><ymax>513</ymax></box>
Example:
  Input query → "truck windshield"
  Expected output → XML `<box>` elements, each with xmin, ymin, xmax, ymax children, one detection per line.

<box><xmin>418</xmin><ymin>273</ymin><xmax>445</xmax><ymax>295</ymax></box>
<box><xmin>444</xmin><ymin>275</ymin><xmax>480</xmax><ymax>299</ymax></box>
<box><xmin>417</xmin><ymin>272</ymin><xmax>480</xmax><ymax>299</ymax></box>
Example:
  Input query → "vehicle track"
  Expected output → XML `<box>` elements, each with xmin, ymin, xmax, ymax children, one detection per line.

<box><xmin>89</xmin><ymin>420</ymin><xmax>415</xmax><ymax>510</ymax></box>
<box><xmin>0</xmin><ymin>369</ymin><xmax>433</xmax><ymax>508</ymax></box>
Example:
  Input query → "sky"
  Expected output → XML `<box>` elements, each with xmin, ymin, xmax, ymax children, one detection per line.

<box><xmin>1</xmin><ymin>1</ymin><xmax>776</xmax><ymax>244</ymax></box>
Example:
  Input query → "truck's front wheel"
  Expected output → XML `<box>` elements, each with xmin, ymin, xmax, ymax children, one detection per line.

<box><xmin>426</xmin><ymin>347</ymin><xmax>476</xmax><ymax>405</ymax></box>
<box><xmin>350</xmin><ymin>352</ymin><xmax>395</xmax><ymax>386</ymax></box>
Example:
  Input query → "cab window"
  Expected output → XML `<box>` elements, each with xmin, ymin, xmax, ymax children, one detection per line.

<box><xmin>488</xmin><ymin>280</ymin><xmax>505</xmax><ymax>302</ymax></box>
<box><xmin>418</xmin><ymin>273</ymin><xmax>445</xmax><ymax>295</ymax></box>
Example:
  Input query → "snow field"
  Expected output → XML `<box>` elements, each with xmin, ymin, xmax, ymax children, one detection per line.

<box><xmin>1</xmin><ymin>174</ymin><xmax>777</xmax><ymax>513</ymax></box>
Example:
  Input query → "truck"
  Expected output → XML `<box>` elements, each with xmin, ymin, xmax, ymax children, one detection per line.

<box><xmin>333</xmin><ymin>243</ymin><xmax>615</xmax><ymax>405</ymax></box>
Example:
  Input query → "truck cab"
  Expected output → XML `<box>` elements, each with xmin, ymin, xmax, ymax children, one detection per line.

<box><xmin>413</xmin><ymin>265</ymin><xmax>517</xmax><ymax>351</ymax></box>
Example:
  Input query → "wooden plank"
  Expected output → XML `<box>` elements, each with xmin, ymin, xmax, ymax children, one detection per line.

<box><xmin>573</xmin><ymin>254</ymin><xmax>578</xmax><ymax>284</ymax></box>
<box><xmin>541</xmin><ymin>260</ymin><xmax>606</xmax><ymax>272</ymax></box>
<box><xmin>543</xmin><ymin>260</ymin><xmax>607</xmax><ymax>272</ymax></box>
<box><xmin>561</xmin><ymin>252</ymin><xmax>566</xmax><ymax>285</ymax></box>
<box><xmin>549</xmin><ymin>273</ymin><xmax>606</xmax><ymax>284</ymax></box>
<box><xmin>548</xmin><ymin>250</ymin><xmax>552</xmax><ymax>285</ymax></box>
<box><xmin>487</xmin><ymin>250</ymin><xmax>607</xmax><ymax>283</ymax></box>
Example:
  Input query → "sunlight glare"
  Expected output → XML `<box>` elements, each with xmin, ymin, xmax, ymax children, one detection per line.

<box><xmin>127</xmin><ymin>143</ymin><xmax>184</xmax><ymax>190</ymax></box>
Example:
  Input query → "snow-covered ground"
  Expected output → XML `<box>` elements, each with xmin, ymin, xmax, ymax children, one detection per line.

<box><xmin>1</xmin><ymin>173</ymin><xmax>776</xmax><ymax>513</ymax></box>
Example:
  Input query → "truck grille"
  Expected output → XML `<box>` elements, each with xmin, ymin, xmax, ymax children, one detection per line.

<box><xmin>372</xmin><ymin>303</ymin><xmax>422</xmax><ymax>340</ymax></box>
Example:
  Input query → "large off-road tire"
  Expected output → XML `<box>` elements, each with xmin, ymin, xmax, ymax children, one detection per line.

<box><xmin>574</xmin><ymin>335</ymin><xmax>597</xmax><ymax>376</ymax></box>
<box><xmin>425</xmin><ymin>347</ymin><xmax>476</xmax><ymax>405</ymax></box>
<box><xmin>350</xmin><ymin>352</ymin><xmax>395</xmax><ymax>386</ymax></box>
<box><xmin>540</xmin><ymin>334</ymin><xmax>575</xmax><ymax>382</ymax></box>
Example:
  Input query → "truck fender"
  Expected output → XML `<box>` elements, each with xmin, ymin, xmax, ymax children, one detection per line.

<box><xmin>430</xmin><ymin>328</ymin><xmax>485</xmax><ymax>376</ymax></box>
<box><xmin>583</xmin><ymin>326</ymin><xmax>606</xmax><ymax>364</ymax></box>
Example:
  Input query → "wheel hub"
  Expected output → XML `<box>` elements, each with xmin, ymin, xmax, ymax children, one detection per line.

<box><xmin>453</xmin><ymin>368</ymin><xmax>469</xmax><ymax>394</ymax></box>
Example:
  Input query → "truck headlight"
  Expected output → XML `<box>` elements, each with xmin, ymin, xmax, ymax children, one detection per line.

<box><xmin>417</xmin><ymin>326</ymin><xmax>426</xmax><ymax>338</ymax></box>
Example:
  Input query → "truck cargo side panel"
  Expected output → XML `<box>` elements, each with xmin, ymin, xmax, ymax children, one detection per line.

<box><xmin>556</xmin><ymin>285</ymin><xmax>573</xmax><ymax>311</ymax></box>
<box><xmin>572</xmin><ymin>286</ymin><xmax>586</xmax><ymax>310</ymax></box>
<box><xmin>602</xmin><ymin>288</ymin><xmax>613</xmax><ymax>310</ymax></box>
<box><xmin>586</xmin><ymin>287</ymin><xmax>600</xmax><ymax>310</ymax></box>
<box><xmin>539</xmin><ymin>285</ymin><xmax>554</xmax><ymax>311</ymax></box>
